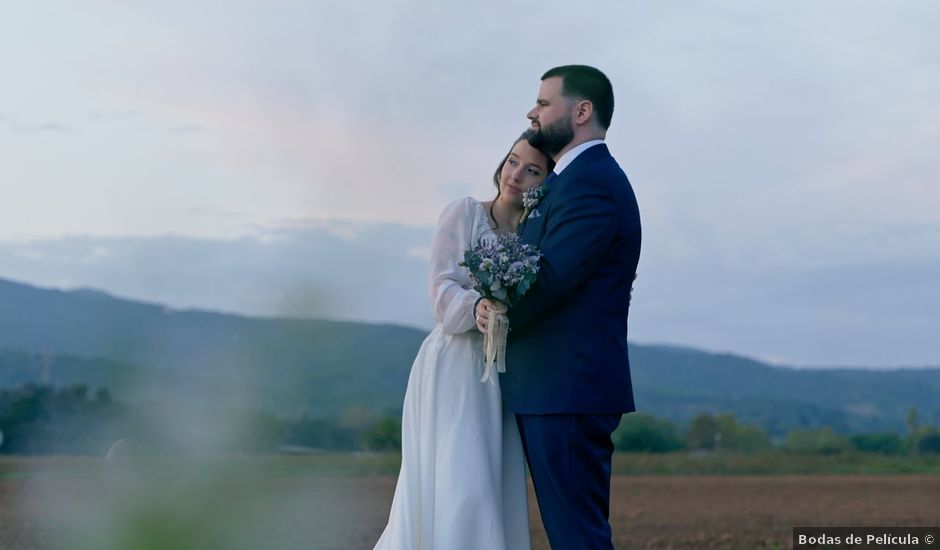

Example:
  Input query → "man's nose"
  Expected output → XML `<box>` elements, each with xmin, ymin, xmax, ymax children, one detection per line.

<box><xmin>526</xmin><ymin>107</ymin><xmax>537</xmax><ymax>121</ymax></box>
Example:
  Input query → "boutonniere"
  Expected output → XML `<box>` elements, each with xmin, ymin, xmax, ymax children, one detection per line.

<box><xmin>521</xmin><ymin>183</ymin><xmax>547</xmax><ymax>222</ymax></box>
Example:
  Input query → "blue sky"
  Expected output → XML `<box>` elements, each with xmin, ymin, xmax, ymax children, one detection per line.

<box><xmin>1</xmin><ymin>1</ymin><xmax>938</xmax><ymax>367</ymax></box>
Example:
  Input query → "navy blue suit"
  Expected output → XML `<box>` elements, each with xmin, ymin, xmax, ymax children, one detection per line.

<box><xmin>502</xmin><ymin>143</ymin><xmax>640</xmax><ymax>548</ymax></box>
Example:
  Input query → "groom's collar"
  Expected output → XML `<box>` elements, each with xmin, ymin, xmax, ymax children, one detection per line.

<box><xmin>553</xmin><ymin>139</ymin><xmax>605</xmax><ymax>175</ymax></box>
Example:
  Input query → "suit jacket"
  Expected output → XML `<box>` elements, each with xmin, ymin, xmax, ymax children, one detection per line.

<box><xmin>501</xmin><ymin>143</ymin><xmax>641</xmax><ymax>414</ymax></box>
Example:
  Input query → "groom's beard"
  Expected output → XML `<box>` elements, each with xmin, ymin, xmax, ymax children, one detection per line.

<box><xmin>528</xmin><ymin>116</ymin><xmax>574</xmax><ymax>158</ymax></box>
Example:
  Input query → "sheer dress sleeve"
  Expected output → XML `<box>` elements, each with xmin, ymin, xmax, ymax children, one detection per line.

<box><xmin>428</xmin><ymin>197</ymin><xmax>481</xmax><ymax>335</ymax></box>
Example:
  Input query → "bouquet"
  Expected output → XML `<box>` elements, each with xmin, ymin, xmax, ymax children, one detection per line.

<box><xmin>460</xmin><ymin>233</ymin><xmax>541</xmax><ymax>383</ymax></box>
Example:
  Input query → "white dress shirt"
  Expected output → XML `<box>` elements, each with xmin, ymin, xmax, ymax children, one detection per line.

<box><xmin>552</xmin><ymin>139</ymin><xmax>605</xmax><ymax>175</ymax></box>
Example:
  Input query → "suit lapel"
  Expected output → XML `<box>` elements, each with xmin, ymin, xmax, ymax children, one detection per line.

<box><xmin>517</xmin><ymin>143</ymin><xmax>613</xmax><ymax>239</ymax></box>
<box><xmin>518</xmin><ymin>172</ymin><xmax>556</xmax><ymax>238</ymax></box>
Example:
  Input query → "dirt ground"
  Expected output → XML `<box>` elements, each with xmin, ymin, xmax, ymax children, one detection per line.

<box><xmin>2</xmin><ymin>474</ymin><xmax>939</xmax><ymax>549</ymax></box>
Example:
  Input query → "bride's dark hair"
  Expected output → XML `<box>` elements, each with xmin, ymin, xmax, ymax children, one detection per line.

<box><xmin>489</xmin><ymin>129</ymin><xmax>555</xmax><ymax>230</ymax></box>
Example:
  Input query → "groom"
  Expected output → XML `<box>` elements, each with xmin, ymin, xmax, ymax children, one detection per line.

<box><xmin>477</xmin><ymin>65</ymin><xmax>641</xmax><ymax>549</ymax></box>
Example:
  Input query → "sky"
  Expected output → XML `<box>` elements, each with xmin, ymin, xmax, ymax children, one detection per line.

<box><xmin>1</xmin><ymin>1</ymin><xmax>938</xmax><ymax>367</ymax></box>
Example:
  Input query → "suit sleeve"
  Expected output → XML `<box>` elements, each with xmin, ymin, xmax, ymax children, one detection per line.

<box><xmin>428</xmin><ymin>198</ymin><xmax>481</xmax><ymax>335</ymax></box>
<box><xmin>508</xmin><ymin>174</ymin><xmax>620</xmax><ymax>331</ymax></box>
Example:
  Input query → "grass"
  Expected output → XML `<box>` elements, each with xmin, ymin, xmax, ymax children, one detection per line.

<box><xmin>611</xmin><ymin>451</ymin><xmax>940</xmax><ymax>475</ymax></box>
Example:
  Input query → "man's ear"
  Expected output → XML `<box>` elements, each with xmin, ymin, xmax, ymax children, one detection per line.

<box><xmin>574</xmin><ymin>100</ymin><xmax>594</xmax><ymax>127</ymax></box>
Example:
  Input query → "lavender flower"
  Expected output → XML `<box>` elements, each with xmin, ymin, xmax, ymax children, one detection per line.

<box><xmin>522</xmin><ymin>184</ymin><xmax>545</xmax><ymax>211</ymax></box>
<box><xmin>460</xmin><ymin>233</ymin><xmax>541</xmax><ymax>306</ymax></box>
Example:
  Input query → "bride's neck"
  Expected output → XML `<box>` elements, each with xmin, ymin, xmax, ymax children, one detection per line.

<box><xmin>488</xmin><ymin>197</ymin><xmax>524</xmax><ymax>233</ymax></box>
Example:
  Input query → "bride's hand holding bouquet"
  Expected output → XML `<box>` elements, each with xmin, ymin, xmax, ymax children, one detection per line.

<box><xmin>461</xmin><ymin>233</ymin><xmax>541</xmax><ymax>383</ymax></box>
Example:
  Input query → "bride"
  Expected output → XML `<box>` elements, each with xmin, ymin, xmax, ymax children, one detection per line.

<box><xmin>374</xmin><ymin>131</ymin><xmax>554</xmax><ymax>550</ymax></box>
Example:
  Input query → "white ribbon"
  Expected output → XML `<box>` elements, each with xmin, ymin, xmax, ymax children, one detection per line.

<box><xmin>481</xmin><ymin>303</ymin><xmax>509</xmax><ymax>384</ymax></box>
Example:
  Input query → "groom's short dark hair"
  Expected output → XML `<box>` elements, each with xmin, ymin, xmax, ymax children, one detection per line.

<box><xmin>542</xmin><ymin>65</ymin><xmax>614</xmax><ymax>130</ymax></box>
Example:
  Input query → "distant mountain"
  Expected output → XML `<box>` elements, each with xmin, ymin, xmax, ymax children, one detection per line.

<box><xmin>2</xmin><ymin>276</ymin><xmax>939</xmax><ymax>435</ymax></box>
<box><xmin>0</xmin><ymin>276</ymin><xmax>426</xmax><ymax>416</ymax></box>
<box><xmin>629</xmin><ymin>345</ymin><xmax>940</xmax><ymax>436</ymax></box>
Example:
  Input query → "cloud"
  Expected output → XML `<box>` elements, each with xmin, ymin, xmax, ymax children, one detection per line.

<box><xmin>0</xmin><ymin>224</ymin><xmax>435</xmax><ymax>330</ymax></box>
<box><xmin>4</xmin><ymin>1</ymin><xmax>937</xmax><ymax>238</ymax></box>
<box><xmin>169</xmin><ymin>124</ymin><xmax>209</xmax><ymax>134</ymax></box>
<box><xmin>0</xmin><ymin>116</ymin><xmax>71</xmax><ymax>133</ymax></box>
<box><xmin>20</xmin><ymin>122</ymin><xmax>70</xmax><ymax>132</ymax></box>
<box><xmin>0</xmin><ymin>1</ymin><xmax>937</xmax><ymax>365</ymax></box>
<box><xmin>187</xmin><ymin>207</ymin><xmax>250</xmax><ymax>221</ymax></box>
<box><xmin>407</xmin><ymin>246</ymin><xmax>431</xmax><ymax>260</ymax></box>
<box><xmin>2</xmin><ymin>215</ymin><xmax>939</xmax><ymax>367</ymax></box>
<box><xmin>87</xmin><ymin>109</ymin><xmax>141</xmax><ymax>122</ymax></box>
<box><xmin>438</xmin><ymin>181</ymin><xmax>477</xmax><ymax>202</ymax></box>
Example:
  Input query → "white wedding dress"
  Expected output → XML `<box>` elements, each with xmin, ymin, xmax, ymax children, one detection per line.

<box><xmin>374</xmin><ymin>197</ymin><xmax>530</xmax><ymax>550</ymax></box>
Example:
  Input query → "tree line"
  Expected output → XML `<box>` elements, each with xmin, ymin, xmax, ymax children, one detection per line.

<box><xmin>615</xmin><ymin>411</ymin><xmax>940</xmax><ymax>455</ymax></box>
<box><xmin>0</xmin><ymin>384</ymin><xmax>399</xmax><ymax>455</ymax></box>
<box><xmin>2</xmin><ymin>383</ymin><xmax>939</xmax><ymax>455</ymax></box>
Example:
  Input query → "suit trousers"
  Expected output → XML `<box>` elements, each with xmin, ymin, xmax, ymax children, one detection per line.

<box><xmin>515</xmin><ymin>412</ymin><xmax>622</xmax><ymax>549</ymax></box>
